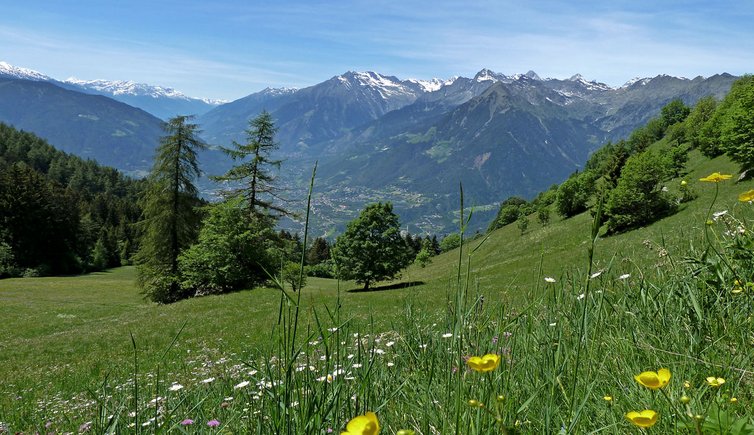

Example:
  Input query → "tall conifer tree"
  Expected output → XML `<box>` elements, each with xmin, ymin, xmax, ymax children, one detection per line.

<box><xmin>136</xmin><ymin>115</ymin><xmax>205</xmax><ymax>303</ymax></box>
<box><xmin>212</xmin><ymin>110</ymin><xmax>288</xmax><ymax>219</ymax></box>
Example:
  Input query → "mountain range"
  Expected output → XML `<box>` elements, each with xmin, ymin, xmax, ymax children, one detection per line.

<box><xmin>0</xmin><ymin>61</ymin><xmax>738</xmax><ymax>234</ymax></box>
<box><xmin>0</xmin><ymin>61</ymin><xmax>222</xmax><ymax>120</ymax></box>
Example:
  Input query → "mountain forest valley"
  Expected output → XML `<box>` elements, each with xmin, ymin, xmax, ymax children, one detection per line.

<box><xmin>1</xmin><ymin>61</ymin><xmax>754</xmax><ymax>433</ymax></box>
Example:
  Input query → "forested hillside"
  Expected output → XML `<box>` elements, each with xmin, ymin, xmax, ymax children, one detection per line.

<box><xmin>0</xmin><ymin>123</ymin><xmax>144</xmax><ymax>276</ymax></box>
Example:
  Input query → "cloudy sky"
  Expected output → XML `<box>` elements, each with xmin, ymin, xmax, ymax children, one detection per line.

<box><xmin>1</xmin><ymin>0</ymin><xmax>752</xmax><ymax>100</ymax></box>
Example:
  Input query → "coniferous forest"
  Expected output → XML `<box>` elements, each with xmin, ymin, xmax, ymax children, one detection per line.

<box><xmin>0</xmin><ymin>123</ymin><xmax>144</xmax><ymax>277</ymax></box>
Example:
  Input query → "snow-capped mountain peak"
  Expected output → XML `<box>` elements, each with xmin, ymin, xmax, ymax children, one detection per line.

<box><xmin>474</xmin><ymin>68</ymin><xmax>508</xmax><ymax>82</ymax></box>
<box><xmin>338</xmin><ymin>71</ymin><xmax>406</xmax><ymax>91</ymax></box>
<box><xmin>567</xmin><ymin>73</ymin><xmax>613</xmax><ymax>91</ymax></box>
<box><xmin>406</xmin><ymin>76</ymin><xmax>458</xmax><ymax>92</ymax></box>
<box><xmin>65</xmin><ymin>78</ymin><xmax>191</xmax><ymax>100</ymax></box>
<box><xmin>621</xmin><ymin>77</ymin><xmax>652</xmax><ymax>88</ymax></box>
<box><xmin>260</xmin><ymin>86</ymin><xmax>298</xmax><ymax>97</ymax></box>
<box><xmin>0</xmin><ymin>61</ymin><xmax>52</xmax><ymax>81</ymax></box>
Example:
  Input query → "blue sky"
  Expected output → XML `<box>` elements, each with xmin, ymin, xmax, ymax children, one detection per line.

<box><xmin>1</xmin><ymin>0</ymin><xmax>752</xmax><ymax>100</ymax></box>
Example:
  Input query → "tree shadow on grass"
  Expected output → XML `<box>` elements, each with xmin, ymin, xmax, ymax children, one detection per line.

<box><xmin>346</xmin><ymin>281</ymin><xmax>425</xmax><ymax>293</ymax></box>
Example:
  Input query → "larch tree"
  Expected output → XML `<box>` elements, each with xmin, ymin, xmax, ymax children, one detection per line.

<box><xmin>212</xmin><ymin>110</ymin><xmax>288</xmax><ymax>220</ymax></box>
<box><xmin>136</xmin><ymin>115</ymin><xmax>205</xmax><ymax>303</ymax></box>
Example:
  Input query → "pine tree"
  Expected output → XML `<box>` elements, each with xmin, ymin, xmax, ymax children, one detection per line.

<box><xmin>306</xmin><ymin>237</ymin><xmax>331</xmax><ymax>265</ymax></box>
<box><xmin>136</xmin><ymin>115</ymin><xmax>205</xmax><ymax>303</ymax></box>
<box><xmin>212</xmin><ymin>111</ymin><xmax>288</xmax><ymax>219</ymax></box>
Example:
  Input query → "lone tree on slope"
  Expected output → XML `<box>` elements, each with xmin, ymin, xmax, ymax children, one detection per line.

<box><xmin>333</xmin><ymin>202</ymin><xmax>410</xmax><ymax>291</ymax></box>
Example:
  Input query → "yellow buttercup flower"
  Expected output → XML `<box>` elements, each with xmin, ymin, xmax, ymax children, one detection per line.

<box><xmin>466</xmin><ymin>354</ymin><xmax>501</xmax><ymax>373</ymax></box>
<box><xmin>626</xmin><ymin>410</ymin><xmax>658</xmax><ymax>428</ymax></box>
<box><xmin>706</xmin><ymin>376</ymin><xmax>725</xmax><ymax>388</ymax></box>
<box><xmin>681</xmin><ymin>180</ymin><xmax>688</xmax><ymax>186</ymax></box>
<box><xmin>634</xmin><ymin>368</ymin><xmax>671</xmax><ymax>390</ymax></box>
<box><xmin>341</xmin><ymin>412</ymin><xmax>380</xmax><ymax>435</ymax></box>
<box><xmin>699</xmin><ymin>172</ymin><xmax>732</xmax><ymax>183</ymax></box>
<box><xmin>739</xmin><ymin>190</ymin><xmax>754</xmax><ymax>202</ymax></box>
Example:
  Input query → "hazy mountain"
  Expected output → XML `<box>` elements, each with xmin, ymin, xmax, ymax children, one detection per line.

<box><xmin>61</xmin><ymin>78</ymin><xmax>222</xmax><ymax>120</ymax></box>
<box><xmin>0</xmin><ymin>61</ymin><xmax>221</xmax><ymax>120</ymax></box>
<box><xmin>0</xmin><ymin>77</ymin><xmax>163</xmax><ymax>175</ymax></box>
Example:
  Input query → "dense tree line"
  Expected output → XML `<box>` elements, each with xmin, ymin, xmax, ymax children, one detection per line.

<box><xmin>0</xmin><ymin>123</ymin><xmax>143</xmax><ymax>277</ymax></box>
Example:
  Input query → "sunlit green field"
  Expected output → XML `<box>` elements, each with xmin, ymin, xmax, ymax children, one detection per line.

<box><xmin>2</xmin><ymin>152</ymin><xmax>754</xmax><ymax>433</ymax></box>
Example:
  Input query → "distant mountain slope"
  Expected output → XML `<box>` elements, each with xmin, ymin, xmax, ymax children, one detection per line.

<box><xmin>0</xmin><ymin>61</ymin><xmax>221</xmax><ymax>119</ymax></box>
<box><xmin>0</xmin><ymin>78</ymin><xmax>163</xmax><ymax>173</ymax></box>
<box><xmin>303</xmin><ymin>72</ymin><xmax>736</xmax><ymax>234</ymax></box>
<box><xmin>198</xmin><ymin>71</ymin><xmax>444</xmax><ymax>151</ymax></box>
<box><xmin>61</xmin><ymin>78</ymin><xmax>222</xmax><ymax>120</ymax></box>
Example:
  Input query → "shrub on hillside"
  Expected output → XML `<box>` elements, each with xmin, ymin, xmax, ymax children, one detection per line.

<box><xmin>537</xmin><ymin>206</ymin><xmax>550</xmax><ymax>227</ymax></box>
<box><xmin>604</xmin><ymin>151</ymin><xmax>677</xmax><ymax>233</ymax></box>
<box><xmin>487</xmin><ymin>196</ymin><xmax>528</xmax><ymax>232</ymax></box>
<box><xmin>660</xmin><ymin>98</ymin><xmax>690</xmax><ymax>127</ymax></box>
<box><xmin>684</xmin><ymin>96</ymin><xmax>717</xmax><ymax>150</ymax></box>
<box><xmin>281</xmin><ymin>261</ymin><xmax>307</xmax><ymax>292</ymax></box>
<box><xmin>662</xmin><ymin>144</ymin><xmax>689</xmax><ymax>178</ymax></box>
<box><xmin>555</xmin><ymin>171</ymin><xmax>595</xmax><ymax>218</ymax></box>
<box><xmin>179</xmin><ymin>199</ymin><xmax>276</xmax><ymax>295</ymax></box>
<box><xmin>440</xmin><ymin>233</ymin><xmax>461</xmax><ymax>251</ymax></box>
<box><xmin>718</xmin><ymin>75</ymin><xmax>754</xmax><ymax>171</ymax></box>
<box><xmin>305</xmin><ymin>260</ymin><xmax>336</xmax><ymax>278</ymax></box>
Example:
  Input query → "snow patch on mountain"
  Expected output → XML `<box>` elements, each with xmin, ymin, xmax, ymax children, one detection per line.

<box><xmin>0</xmin><ymin>61</ymin><xmax>52</xmax><ymax>81</ymax></box>
<box><xmin>406</xmin><ymin>77</ymin><xmax>458</xmax><ymax>92</ymax></box>
<box><xmin>621</xmin><ymin>77</ymin><xmax>652</xmax><ymax>88</ymax></box>
<box><xmin>259</xmin><ymin>87</ymin><xmax>298</xmax><ymax>97</ymax></box>
<box><xmin>474</xmin><ymin>68</ymin><xmax>508</xmax><ymax>82</ymax></box>
<box><xmin>67</xmin><ymin>78</ymin><xmax>181</xmax><ymax>99</ymax></box>
<box><xmin>64</xmin><ymin>77</ymin><xmax>226</xmax><ymax>105</ymax></box>
<box><xmin>568</xmin><ymin>74</ymin><xmax>613</xmax><ymax>91</ymax></box>
<box><xmin>337</xmin><ymin>71</ymin><xmax>426</xmax><ymax>101</ymax></box>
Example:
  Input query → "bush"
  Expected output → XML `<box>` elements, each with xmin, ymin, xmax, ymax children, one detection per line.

<box><xmin>282</xmin><ymin>261</ymin><xmax>307</xmax><ymax>292</ymax></box>
<box><xmin>179</xmin><ymin>199</ymin><xmax>276</xmax><ymax>295</ymax></box>
<box><xmin>537</xmin><ymin>206</ymin><xmax>550</xmax><ymax>227</ymax></box>
<box><xmin>440</xmin><ymin>233</ymin><xmax>461</xmax><ymax>252</ymax></box>
<box><xmin>414</xmin><ymin>247</ymin><xmax>432</xmax><ymax>268</ymax></box>
<box><xmin>555</xmin><ymin>171</ymin><xmax>595</xmax><ymax>218</ymax></box>
<box><xmin>516</xmin><ymin>214</ymin><xmax>529</xmax><ymax>235</ymax></box>
<box><xmin>306</xmin><ymin>260</ymin><xmax>336</xmax><ymax>278</ymax></box>
<box><xmin>487</xmin><ymin>196</ymin><xmax>528</xmax><ymax>232</ymax></box>
<box><xmin>661</xmin><ymin>145</ymin><xmax>689</xmax><ymax>178</ymax></box>
<box><xmin>0</xmin><ymin>241</ymin><xmax>18</xmax><ymax>278</ymax></box>
<box><xmin>604</xmin><ymin>151</ymin><xmax>677</xmax><ymax>233</ymax></box>
<box><xmin>685</xmin><ymin>96</ymin><xmax>717</xmax><ymax>150</ymax></box>
<box><xmin>719</xmin><ymin>75</ymin><xmax>754</xmax><ymax>171</ymax></box>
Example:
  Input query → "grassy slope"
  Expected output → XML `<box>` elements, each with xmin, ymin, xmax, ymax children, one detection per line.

<box><xmin>1</xmin><ymin>149</ymin><xmax>752</xmax><ymax>427</ymax></box>
<box><xmin>409</xmin><ymin>150</ymin><xmax>753</xmax><ymax>303</ymax></box>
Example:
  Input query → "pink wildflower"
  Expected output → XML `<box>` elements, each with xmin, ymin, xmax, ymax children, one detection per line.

<box><xmin>207</xmin><ymin>419</ymin><xmax>220</xmax><ymax>427</ymax></box>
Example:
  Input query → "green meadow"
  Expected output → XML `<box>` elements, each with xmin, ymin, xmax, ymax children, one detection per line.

<box><xmin>2</xmin><ymin>152</ymin><xmax>754</xmax><ymax>433</ymax></box>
